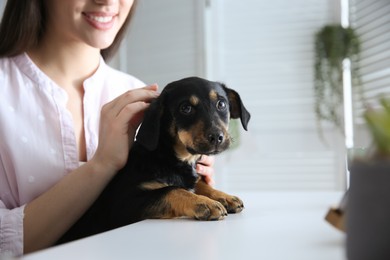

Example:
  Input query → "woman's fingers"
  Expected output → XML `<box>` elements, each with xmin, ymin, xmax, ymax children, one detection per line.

<box><xmin>196</xmin><ymin>155</ymin><xmax>215</xmax><ymax>186</ymax></box>
<box><xmin>143</xmin><ymin>83</ymin><xmax>159</xmax><ymax>91</ymax></box>
<box><xmin>117</xmin><ymin>101</ymin><xmax>150</xmax><ymax>133</ymax></box>
<box><xmin>94</xmin><ymin>85</ymin><xmax>159</xmax><ymax>172</ymax></box>
<box><xmin>104</xmin><ymin>84</ymin><xmax>159</xmax><ymax>117</ymax></box>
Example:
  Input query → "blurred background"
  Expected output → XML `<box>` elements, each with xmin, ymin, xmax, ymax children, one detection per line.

<box><xmin>1</xmin><ymin>0</ymin><xmax>389</xmax><ymax>192</ymax></box>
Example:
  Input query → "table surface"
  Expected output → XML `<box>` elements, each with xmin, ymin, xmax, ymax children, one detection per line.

<box><xmin>22</xmin><ymin>191</ymin><xmax>346</xmax><ymax>260</ymax></box>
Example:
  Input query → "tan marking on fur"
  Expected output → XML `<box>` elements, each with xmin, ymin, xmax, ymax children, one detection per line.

<box><xmin>173</xmin><ymin>139</ymin><xmax>200</xmax><ymax>163</ymax></box>
<box><xmin>140</xmin><ymin>181</ymin><xmax>169</xmax><ymax>190</ymax></box>
<box><xmin>209</xmin><ymin>90</ymin><xmax>218</xmax><ymax>102</ymax></box>
<box><xmin>157</xmin><ymin>189</ymin><xmax>227</xmax><ymax>220</ymax></box>
<box><xmin>175</xmin><ymin>130</ymin><xmax>194</xmax><ymax>161</ymax></box>
<box><xmin>170</xmin><ymin>119</ymin><xmax>198</xmax><ymax>162</ymax></box>
<box><xmin>177</xmin><ymin>130</ymin><xmax>194</xmax><ymax>148</ymax></box>
<box><xmin>228</xmin><ymin>92</ymin><xmax>240</xmax><ymax>118</ymax></box>
<box><xmin>189</xmin><ymin>95</ymin><xmax>199</xmax><ymax>106</ymax></box>
<box><xmin>221</xmin><ymin>120</ymin><xmax>232</xmax><ymax>145</ymax></box>
<box><xmin>174</xmin><ymin>120</ymin><xmax>205</xmax><ymax>162</ymax></box>
<box><xmin>218</xmin><ymin>118</ymin><xmax>230</xmax><ymax>135</ymax></box>
<box><xmin>161</xmin><ymin>189</ymin><xmax>199</xmax><ymax>218</ymax></box>
<box><xmin>195</xmin><ymin>180</ymin><xmax>244</xmax><ymax>213</ymax></box>
<box><xmin>195</xmin><ymin>179</ymin><xmax>227</xmax><ymax>197</ymax></box>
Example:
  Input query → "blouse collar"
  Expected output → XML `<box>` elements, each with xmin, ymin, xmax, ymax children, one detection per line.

<box><xmin>12</xmin><ymin>52</ymin><xmax>108</xmax><ymax>91</ymax></box>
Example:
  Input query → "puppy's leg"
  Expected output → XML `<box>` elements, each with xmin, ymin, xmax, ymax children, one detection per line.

<box><xmin>149</xmin><ymin>188</ymin><xmax>227</xmax><ymax>221</ymax></box>
<box><xmin>195</xmin><ymin>180</ymin><xmax>244</xmax><ymax>213</ymax></box>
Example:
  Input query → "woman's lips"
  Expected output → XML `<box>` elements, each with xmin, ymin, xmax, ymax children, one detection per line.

<box><xmin>83</xmin><ymin>12</ymin><xmax>116</xmax><ymax>30</ymax></box>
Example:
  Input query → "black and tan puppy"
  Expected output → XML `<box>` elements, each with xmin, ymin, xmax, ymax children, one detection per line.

<box><xmin>57</xmin><ymin>77</ymin><xmax>250</xmax><ymax>244</ymax></box>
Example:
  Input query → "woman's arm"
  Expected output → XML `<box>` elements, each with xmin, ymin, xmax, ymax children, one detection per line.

<box><xmin>23</xmin><ymin>85</ymin><xmax>159</xmax><ymax>253</ymax></box>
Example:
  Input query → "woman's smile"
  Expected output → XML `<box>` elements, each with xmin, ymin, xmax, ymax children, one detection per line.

<box><xmin>83</xmin><ymin>12</ymin><xmax>117</xmax><ymax>30</ymax></box>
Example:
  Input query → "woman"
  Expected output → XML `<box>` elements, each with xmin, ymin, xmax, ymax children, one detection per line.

<box><xmin>0</xmin><ymin>0</ymin><xmax>214</xmax><ymax>256</ymax></box>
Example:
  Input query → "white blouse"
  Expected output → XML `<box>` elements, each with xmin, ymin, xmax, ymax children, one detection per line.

<box><xmin>0</xmin><ymin>53</ymin><xmax>145</xmax><ymax>256</ymax></box>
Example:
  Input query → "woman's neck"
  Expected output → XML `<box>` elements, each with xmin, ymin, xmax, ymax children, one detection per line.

<box><xmin>27</xmin><ymin>38</ymin><xmax>101</xmax><ymax>91</ymax></box>
<box><xmin>27</xmin><ymin>37</ymin><xmax>101</xmax><ymax>162</ymax></box>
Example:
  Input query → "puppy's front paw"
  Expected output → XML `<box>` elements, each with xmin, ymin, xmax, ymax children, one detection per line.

<box><xmin>194</xmin><ymin>199</ymin><xmax>227</xmax><ymax>221</ymax></box>
<box><xmin>194</xmin><ymin>181</ymin><xmax>244</xmax><ymax>214</ymax></box>
<box><xmin>217</xmin><ymin>195</ymin><xmax>244</xmax><ymax>213</ymax></box>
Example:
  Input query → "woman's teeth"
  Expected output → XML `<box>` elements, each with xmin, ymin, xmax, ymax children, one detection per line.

<box><xmin>88</xmin><ymin>15</ymin><xmax>113</xmax><ymax>23</ymax></box>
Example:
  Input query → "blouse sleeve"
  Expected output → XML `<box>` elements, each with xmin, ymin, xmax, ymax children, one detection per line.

<box><xmin>0</xmin><ymin>201</ymin><xmax>25</xmax><ymax>257</ymax></box>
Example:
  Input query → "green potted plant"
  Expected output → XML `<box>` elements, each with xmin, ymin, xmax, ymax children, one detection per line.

<box><xmin>363</xmin><ymin>98</ymin><xmax>390</xmax><ymax>158</ymax></box>
<box><xmin>347</xmin><ymin>97</ymin><xmax>390</xmax><ymax>259</ymax></box>
<box><xmin>314</xmin><ymin>24</ymin><xmax>362</xmax><ymax>138</ymax></box>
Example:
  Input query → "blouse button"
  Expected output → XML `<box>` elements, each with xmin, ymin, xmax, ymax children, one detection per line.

<box><xmin>28</xmin><ymin>176</ymin><xmax>35</xmax><ymax>183</ymax></box>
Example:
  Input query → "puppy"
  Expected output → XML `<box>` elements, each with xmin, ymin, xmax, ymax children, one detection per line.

<box><xmin>57</xmin><ymin>77</ymin><xmax>250</xmax><ymax>244</ymax></box>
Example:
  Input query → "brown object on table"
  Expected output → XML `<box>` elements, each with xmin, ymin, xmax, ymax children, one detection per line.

<box><xmin>325</xmin><ymin>207</ymin><xmax>346</xmax><ymax>232</ymax></box>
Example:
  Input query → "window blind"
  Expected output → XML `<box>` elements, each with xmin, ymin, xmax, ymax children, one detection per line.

<box><xmin>211</xmin><ymin>0</ymin><xmax>345</xmax><ymax>191</ymax></box>
<box><xmin>351</xmin><ymin>0</ymin><xmax>390</xmax><ymax>124</ymax></box>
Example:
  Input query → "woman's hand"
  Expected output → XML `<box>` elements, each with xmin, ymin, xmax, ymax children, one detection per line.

<box><xmin>92</xmin><ymin>84</ymin><xmax>159</xmax><ymax>175</ymax></box>
<box><xmin>196</xmin><ymin>155</ymin><xmax>215</xmax><ymax>186</ymax></box>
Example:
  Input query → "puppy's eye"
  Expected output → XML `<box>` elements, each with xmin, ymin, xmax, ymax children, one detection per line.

<box><xmin>216</xmin><ymin>100</ymin><xmax>227</xmax><ymax>111</ymax></box>
<box><xmin>180</xmin><ymin>103</ymin><xmax>193</xmax><ymax>115</ymax></box>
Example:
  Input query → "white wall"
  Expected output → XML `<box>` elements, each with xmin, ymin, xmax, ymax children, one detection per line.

<box><xmin>0</xmin><ymin>1</ymin><xmax>5</xmax><ymax>16</ymax></box>
<box><xmin>113</xmin><ymin>0</ymin><xmax>207</xmax><ymax>87</ymax></box>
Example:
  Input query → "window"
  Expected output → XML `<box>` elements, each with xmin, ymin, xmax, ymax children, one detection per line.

<box><xmin>351</xmin><ymin>0</ymin><xmax>390</xmax><ymax>146</ymax></box>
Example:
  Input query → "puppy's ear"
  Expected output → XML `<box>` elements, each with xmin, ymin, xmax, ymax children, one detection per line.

<box><xmin>222</xmin><ymin>84</ymin><xmax>251</xmax><ymax>131</ymax></box>
<box><xmin>135</xmin><ymin>97</ymin><xmax>164</xmax><ymax>151</ymax></box>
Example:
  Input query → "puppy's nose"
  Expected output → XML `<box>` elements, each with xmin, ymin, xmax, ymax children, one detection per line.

<box><xmin>208</xmin><ymin>132</ymin><xmax>224</xmax><ymax>145</ymax></box>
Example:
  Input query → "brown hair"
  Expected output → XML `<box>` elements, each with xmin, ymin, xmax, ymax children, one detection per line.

<box><xmin>0</xmin><ymin>0</ymin><xmax>137</xmax><ymax>60</ymax></box>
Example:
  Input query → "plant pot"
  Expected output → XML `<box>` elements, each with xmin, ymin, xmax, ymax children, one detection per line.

<box><xmin>347</xmin><ymin>160</ymin><xmax>390</xmax><ymax>260</ymax></box>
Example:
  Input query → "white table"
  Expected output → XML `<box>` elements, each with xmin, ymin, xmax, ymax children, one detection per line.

<box><xmin>22</xmin><ymin>191</ymin><xmax>346</xmax><ymax>260</ymax></box>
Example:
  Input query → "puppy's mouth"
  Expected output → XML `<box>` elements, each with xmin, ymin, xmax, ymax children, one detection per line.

<box><xmin>175</xmin><ymin>130</ymin><xmax>231</xmax><ymax>160</ymax></box>
<box><xmin>186</xmin><ymin>143</ymin><xmax>229</xmax><ymax>156</ymax></box>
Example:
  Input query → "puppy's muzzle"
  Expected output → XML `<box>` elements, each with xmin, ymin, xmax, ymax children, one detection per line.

<box><xmin>208</xmin><ymin>131</ymin><xmax>224</xmax><ymax>145</ymax></box>
<box><xmin>193</xmin><ymin>128</ymin><xmax>230</xmax><ymax>155</ymax></box>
